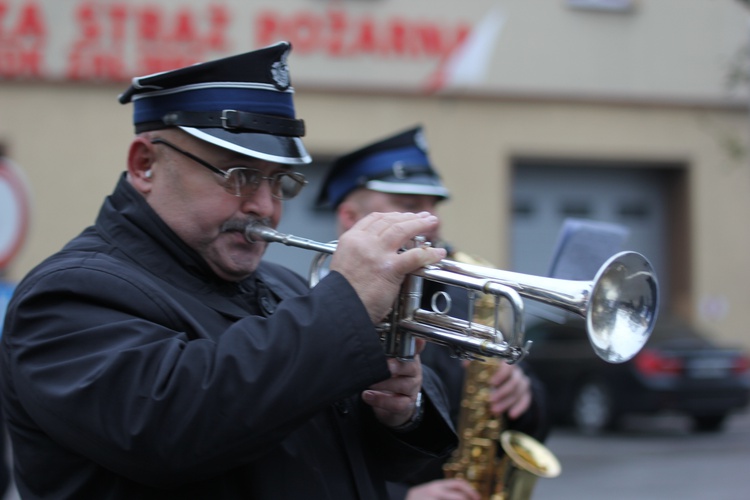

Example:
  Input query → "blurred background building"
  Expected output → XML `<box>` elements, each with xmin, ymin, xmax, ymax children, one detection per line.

<box><xmin>1</xmin><ymin>0</ymin><xmax>749</xmax><ymax>350</ymax></box>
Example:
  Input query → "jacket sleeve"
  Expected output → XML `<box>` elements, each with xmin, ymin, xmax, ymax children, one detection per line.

<box><xmin>2</xmin><ymin>263</ymin><xmax>393</xmax><ymax>487</ymax></box>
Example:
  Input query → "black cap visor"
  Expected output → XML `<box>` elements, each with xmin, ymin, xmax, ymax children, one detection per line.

<box><xmin>181</xmin><ymin>126</ymin><xmax>311</xmax><ymax>165</ymax></box>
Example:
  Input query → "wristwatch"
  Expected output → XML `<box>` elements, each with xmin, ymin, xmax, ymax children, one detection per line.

<box><xmin>391</xmin><ymin>391</ymin><xmax>424</xmax><ymax>433</ymax></box>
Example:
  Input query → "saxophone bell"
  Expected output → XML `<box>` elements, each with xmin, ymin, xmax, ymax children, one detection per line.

<box><xmin>443</xmin><ymin>428</ymin><xmax>562</xmax><ymax>500</ymax></box>
<box><xmin>497</xmin><ymin>430</ymin><xmax>561</xmax><ymax>499</ymax></box>
<box><xmin>442</xmin><ymin>357</ymin><xmax>561</xmax><ymax>500</ymax></box>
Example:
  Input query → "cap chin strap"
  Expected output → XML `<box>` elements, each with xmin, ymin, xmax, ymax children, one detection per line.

<box><xmin>134</xmin><ymin>109</ymin><xmax>305</xmax><ymax>136</ymax></box>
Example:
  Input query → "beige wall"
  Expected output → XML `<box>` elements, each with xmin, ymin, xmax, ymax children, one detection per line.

<box><xmin>2</xmin><ymin>0</ymin><xmax>748</xmax><ymax>99</ymax></box>
<box><xmin>1</xmin><ymin>80</ymin><xmax>749</xmax><ymax>349</ymax></box>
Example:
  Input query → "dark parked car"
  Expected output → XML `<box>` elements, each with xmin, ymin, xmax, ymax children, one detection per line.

<box><xmin>523</xmin><ymin>315</ymin><xmax>750</xmax><ymax>434</ymax></box>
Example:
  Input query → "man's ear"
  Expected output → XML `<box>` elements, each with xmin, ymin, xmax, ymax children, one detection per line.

<box><xmin>127</xmin><ymin>137</ymin><xmax>156</xmax><ymax>193</ymax></box>
<box><xmin>337</xmin><ymin>201</ymin><xmax>360</xmax><ymax>233</ymax></box>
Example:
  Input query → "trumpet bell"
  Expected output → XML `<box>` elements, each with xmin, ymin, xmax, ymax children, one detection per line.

<box><xmin>587</xmin><ymin>251</ymin><xmax>659</xmax><ymax>363</ymax></box>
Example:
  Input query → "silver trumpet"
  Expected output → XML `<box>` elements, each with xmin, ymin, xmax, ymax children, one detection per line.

<box><xmin>245</xmin><ymin>222</ymin><xmax>659</xmax><ymax>365</ymax></box>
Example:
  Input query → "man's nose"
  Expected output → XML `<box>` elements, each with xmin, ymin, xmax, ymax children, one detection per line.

<box><xmin>239</xmin><ymin>180</ymin><xmax>276</xmax><ymax>218</ymax></box>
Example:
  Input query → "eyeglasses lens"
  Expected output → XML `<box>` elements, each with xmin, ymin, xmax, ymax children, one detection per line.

<box><xmin>226</xmin><ymin>169</ymin><xmax>305</xmax><ymax>200</ymax></box>
<box><xmin>277</xmin><ymin>174</ymin><xmax>305</xmax><ymax>199</ymax></box>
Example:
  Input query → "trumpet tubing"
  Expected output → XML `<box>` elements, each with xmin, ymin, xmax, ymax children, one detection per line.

<box><xmin>245</xmin><ymin>222</ymin><xmax>659</xmax><ymax>364</ymax></box>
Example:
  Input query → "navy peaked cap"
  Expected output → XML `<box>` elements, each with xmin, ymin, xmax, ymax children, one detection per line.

<box><xmin>119</xmin><ymin>41</ymin><xmax>310</xmax><ymax>165</ymax></box>
<box><xmin>317</xmin><ymin>126</ymin><xmax>450</xmax><ymax>208</ymax></box>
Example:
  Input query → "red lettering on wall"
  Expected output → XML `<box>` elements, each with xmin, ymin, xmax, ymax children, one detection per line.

<box><xmin>171</xmin><ymin>8</ymin><xmax>196</xmax><ymax>43</ymax></box>
<box><xmin>254</xmin><ymin>9</ymin><xmax>470</xmax><ymax>61</ymax></box>
<box><xmin>110</xmin><ymin>4</ymin><xmax>127</xmax><ymax>42</ymax></box>
<box><xmin>206</xmin><ymin>5</ymin><xmax>229</xmax><ymax>51</ymax></box>
<box><xmin>137</xmin><ymin>6</ymin><xmax>161</xmax><ymax>41</ymax></box>
<box><xmin>289</xmin><ymin>13</ymin><xmax>322</xmax><ymax>53</ymax></box>
<box><xmin>0</xmin><ymin>3</ymin><xmax>5</xmax><ymax>37</ymax></box>
<box><xmin>0</xmin><ymin>47</ymin><xmax>41</xmax><ymax>78</ymax></box>
<box><xmin>0</xmin><ymin>0</ymin><xmax>45</xmax><ymax>78</ymax></box>
<box><xmin>326</xmin><ymin>10</ymin><xmax>347</xmax><ymax>56</ymax></box>
<box><xmin>1</xmin><ymin>2</ymin><xmax>472</xmax><ymax>85</ymax></box>
<box><xmin>134</xmin><ymin>4</ymin><xmax>231</xmax><ymax>74</ymax></box>
<box><xmin>256</xmin><ymin>11</ymin><xmax>279</xmax><ymax>49</ymax></box>
<box><xmin>352</xmin><ymin>18</ymin><xmax>376</xmax><ymax>54</ymax></box>
<box><xmin>64</xmin><ymin>2</ymin><xmax>232</xmax><ymax>81</ymax></box>
<box><xmin>416</xmin><ymin>23</ymin><xmax>444</xmax><ymax>56</ymax></box>
<box><xmin>76</xmin><ymin>4</ymin><xmax>100</xmax><ymax>43</ymax></box>
<box><xmin>388</xmin><ymin>18</ymin><xmax>408</xmax><ymax>56</ymax></box>
<box><xmin>67</xmin><ymin>51</ymin><xmax>125</xmax><ymax>81</ymax></box>
<box><xmin>66</xmin><ymin>2</ymin><xmax>127</xmax><ymax>81</ymax></box>
<box><xmin>13</xmin><ymin>1</ymin><xmax>43</xmax><ymax>38</ymax></box>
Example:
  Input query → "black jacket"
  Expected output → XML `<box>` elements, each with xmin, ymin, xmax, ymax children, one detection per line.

<box><xmin>0</xmin><ymin>175</ymin><xmax>457</xmax><ymax>499</ymax></box>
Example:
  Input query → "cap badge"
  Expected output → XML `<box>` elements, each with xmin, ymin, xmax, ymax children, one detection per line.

<box><xmin>414</xmin><ymin>129</ymin><xmax>429</xmax><ymax>153</ymax></box>
<box><xmin>392</xmin><ymin>161</ymin><xmax>407</xmax><ymax>179</ymax></box>
<box><xmin>271</xmin><ymin>48</ymin><xmax>291</xmax><ymax>90</ymax></box>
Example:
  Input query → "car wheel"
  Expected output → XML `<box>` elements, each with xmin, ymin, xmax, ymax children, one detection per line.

<box><xmin>692</xmin><ymin>414</ymin><xmax>727</xmax><ymax>433</ymax></box>
<box><xmin>572</xmin><ymin>380</ymin><xmax>616</xmax><ymax>435</ymax></box>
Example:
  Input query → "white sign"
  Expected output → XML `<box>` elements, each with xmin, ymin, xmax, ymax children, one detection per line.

<box><xmin>0</xmin><ymin>158</ymin><xmax>31</xmax><ymax>269</ymax></box>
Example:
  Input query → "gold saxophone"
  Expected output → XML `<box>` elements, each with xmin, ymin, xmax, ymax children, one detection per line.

<box><xmin>442</xmin><ymin>250</ymin><xmax>561</xmax><ymax>500</ymax></box>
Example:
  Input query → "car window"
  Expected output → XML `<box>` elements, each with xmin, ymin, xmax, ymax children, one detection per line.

<box><xmin>525</xmin><ymin>321</ymin><xmax>586</xmax><ymax>343</ymax></box>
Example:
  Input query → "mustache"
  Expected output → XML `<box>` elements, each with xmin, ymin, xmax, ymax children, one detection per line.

<box><xmin>221</xmin><ymin>217</ymin><xmax>273</xmax><ymax>237</ymax></box>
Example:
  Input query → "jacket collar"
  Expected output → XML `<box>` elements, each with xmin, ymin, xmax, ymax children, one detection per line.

<box><xmin>94</xmin><ymin>174</ymin><xmax>299</xmax><ymax>317</ymax></box>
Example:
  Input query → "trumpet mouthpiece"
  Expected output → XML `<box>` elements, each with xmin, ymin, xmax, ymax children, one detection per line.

<box><xmin>244</xmin><ymin>221</ymin><xmax>275</xmax><ymax>243</ymax></box>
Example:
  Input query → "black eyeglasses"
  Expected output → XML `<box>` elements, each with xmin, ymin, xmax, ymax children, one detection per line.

<box><xmin>150</xmin><ymin>138</ymin><xmax>307</xmax><ymax>200</ymax></box>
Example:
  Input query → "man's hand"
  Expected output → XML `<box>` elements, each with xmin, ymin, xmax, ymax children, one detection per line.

<box><xmin>362</xmin><ymin>352</ymin><xmax>423</xmax><ymax>428</ymax></box>
<box><xmin>488</xmin><ymin>362</ymin><xmax>532</xmax><ymax>419</ymax></box>
<box><xmin>330</xmin><ymin>211</ymin><xmax>446</xmax><ymax>323</ymax></box>
<box><xmin>405</xmin><ymin>478</ymin><xmax>480</xmax><ymax>500</ymax></box>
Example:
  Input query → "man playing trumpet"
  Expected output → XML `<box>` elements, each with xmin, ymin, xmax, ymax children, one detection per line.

<box><xmin>0</xmin><ymin>45</ymin><xmax>459</xmax><ymax>499</ymax></box>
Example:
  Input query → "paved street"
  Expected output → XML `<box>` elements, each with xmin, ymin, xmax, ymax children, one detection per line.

<box><xmin>533</xmin><ymin>407</ymin><xmax>750</xmax><ymax>500</ymax></box>
<box><xmin>3</xmin><ymin>407</ymin><xmax>748</xmax><ymax>499</ymax></box>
